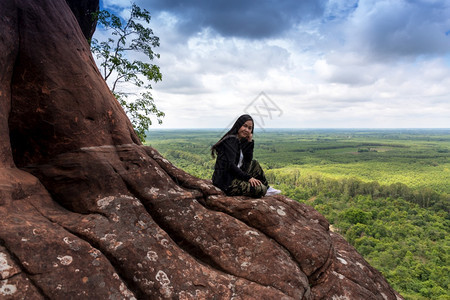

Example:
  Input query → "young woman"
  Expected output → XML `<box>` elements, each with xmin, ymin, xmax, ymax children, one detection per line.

<box><xmin>211</xmin><ymin>114</ymin><xmax>281</xmax><ymax>198</ymax></box>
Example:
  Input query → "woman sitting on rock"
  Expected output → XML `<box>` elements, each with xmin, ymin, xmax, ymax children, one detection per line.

<box><xmin>211</xmin><ymin>114</ymin><xmax>281</xmax><ymax>198</ymax></box>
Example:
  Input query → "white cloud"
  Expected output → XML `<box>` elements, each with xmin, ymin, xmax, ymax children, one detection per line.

<box><xmin>102</xmin><ymin>0</ymin><xmax>131</xmax><ymax>9</ymax></box>
<box><xmin>94</xmin><ymin>0</ymin><xmax>450</xmax><ymax>129</ymax></box>
<box><xmin>343</xmin><ymin>0</ymin><xmax>450</xmax><ymax>59</ymax></box>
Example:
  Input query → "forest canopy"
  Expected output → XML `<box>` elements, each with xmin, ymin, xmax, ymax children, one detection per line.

<box><xmin>147</xmin><ymin>129</ymin><xmax>450</xmax><ymax>300</ymax></box>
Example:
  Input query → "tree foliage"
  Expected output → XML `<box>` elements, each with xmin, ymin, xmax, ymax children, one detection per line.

<box><xmin>91</xmin><ymin>3</ymin><xmax>164</xmax><ymax>142</ymax></box>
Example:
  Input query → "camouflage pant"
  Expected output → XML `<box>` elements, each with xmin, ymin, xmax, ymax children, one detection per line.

<box><xmin>226</xmin><ymin>160</ymin><xmax>268</xmax><ymax>198</ymax></box>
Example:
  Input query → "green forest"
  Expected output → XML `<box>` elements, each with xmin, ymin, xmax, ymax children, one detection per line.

<box><xmin>146</xmin><ymin>129</ymin><xmax>450</xmax><ymax>300</ymax></box>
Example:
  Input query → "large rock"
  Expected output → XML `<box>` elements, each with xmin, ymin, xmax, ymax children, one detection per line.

<box><xmin>65</xmin><ymin>0</ymin><xmax>99</xmax><ymax>40</ymax></box>
<box><xmin>0</xmin><ymin>0</ymin><xmax>403</xmax><ymax>299</ymax></box>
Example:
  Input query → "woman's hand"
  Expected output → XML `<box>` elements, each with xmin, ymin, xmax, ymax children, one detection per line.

<box><xmin>247</xmin><ymin>132</ymin><xmax>253</xmax><ymax>142</ymax></box>
<box><xmin>249</xmin><ymin>177</ymin><xmax>262</xmax><ymax>187</ymax></box>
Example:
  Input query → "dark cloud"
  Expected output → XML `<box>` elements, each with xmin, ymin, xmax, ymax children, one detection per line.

<box><xmin>136</xmin><ymin>0</ymin><xmax>326</xmax><ymax>38</ymax></box>
<box><xmin>347</xmin><ymin>0</ymin><xmax>450</xmax><ymax>58</ymax></box>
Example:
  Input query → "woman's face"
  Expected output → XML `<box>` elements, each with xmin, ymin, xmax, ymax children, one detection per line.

<box><xmin>237</xmin><ymin>120</ymin><xmax>253</xmax><ymax>140</ymax></box>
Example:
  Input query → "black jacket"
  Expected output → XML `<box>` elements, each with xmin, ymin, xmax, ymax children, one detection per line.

<box><xmin>212</xmin><ymin>135</ymin><xmax>254</xmax><ymax>192</ymax></box>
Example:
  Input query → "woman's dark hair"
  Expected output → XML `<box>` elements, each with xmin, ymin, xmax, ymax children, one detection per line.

<box><xmin>211</xmin><ymin>114</ymin><xmax>254</xmax><ymax>158</ymax></box>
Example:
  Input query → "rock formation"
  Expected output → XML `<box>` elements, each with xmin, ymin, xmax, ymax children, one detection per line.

<box><xmin>0</xmin><ymin>0</ymin><xmax>403</xmax><ymax>299</ymax></box>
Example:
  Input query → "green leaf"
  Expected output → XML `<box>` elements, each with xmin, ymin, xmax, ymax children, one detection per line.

<box><xmin>90</xmin><ymin>2</ymin><xmax>163</xmax><ymax>142</ymax></box>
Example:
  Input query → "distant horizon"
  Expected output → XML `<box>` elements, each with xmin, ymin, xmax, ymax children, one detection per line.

<box><xmin>148</xmin><ymin>127</ymin><xmax>450</xmax><ymax>131</ymax></box>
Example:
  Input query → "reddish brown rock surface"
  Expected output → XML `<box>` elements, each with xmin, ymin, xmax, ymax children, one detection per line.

<box><xmin>0</xmin><ymin>0</ymin><xmax>404</xmax><ymax>299</ymax></box>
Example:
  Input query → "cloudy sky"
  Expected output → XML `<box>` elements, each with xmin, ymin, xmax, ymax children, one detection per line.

<box><xmin>96</xmin><ymin>0</ymin><xmax>450</xmax><ymax>129</ymax></box>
